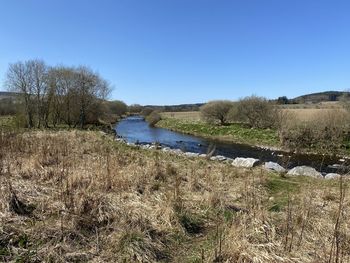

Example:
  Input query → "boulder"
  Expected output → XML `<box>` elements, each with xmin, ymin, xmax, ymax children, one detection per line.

<box><xmin>172</xmin><ymin>149</ymin><xmax>183</xmax><ymax>155</ymax></box>
<box><xmin>264</xmin><ymin>162</ymin><xmax>286</xmax><ymax>173</ymax></box>
<box><xmin>324</xmin><ymin>173</ymin><xmax>341</xmax><ymax>180</ymax></box>
<box><xmin>232</xmin><ymin>157</ymin><xmax>260</xmax><ymax>168</ymax></box>
<box><xmin>225</xmin><ymin>158</ymin><xmax>234</xmax><ymax>163</ymax></box>
<box><xmin>161</xmin><ymin>147</ymin><xmax>171</xmax><ymax>152</ymax></box>
<box><xmin>140</xmin><ymin>144</ymin><xmax>151</xmax><ymax>149</ymax></box>
<box><xmin>210</xmin><ymin>155</ymin><xmax>227</xmax><ymax>161</ymax></box>
<box><xmin>184</xmin><ymin>152</ymin><xmax>200</xmax><ymax>158</ymax></box>
<box><xmin>287</xmin><ymin>166</ymin><xmax>322</xmax><ymax>178</ymax></box>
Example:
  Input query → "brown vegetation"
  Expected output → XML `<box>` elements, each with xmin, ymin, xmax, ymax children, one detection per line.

<box><xmin>5</xmin><ymin>60</ymin><xmax>112</xmax><ymax>128</ymax></box>
<box><xmin>0</xmin><ymin>130</ymin><xmax>349</xmax><ymax>262</ymax></box>
<box><xmin>146</xmin><ymin>111</ymin><xmax>162</xmax><ymax>127</ymax></box>
<box><xmin>235</xmin><ymin>96</ymin><xmax>278</xmax><ymax>128</ymax></box>
<box><xmin>200</xmin><ymin>100</ymin><xmax>234</xmax><ymax>125</ymax></box>
<box><xmin>279</xmin><ymin>109</ymin><xmax>350</xmax><ymax>153</ymax></box>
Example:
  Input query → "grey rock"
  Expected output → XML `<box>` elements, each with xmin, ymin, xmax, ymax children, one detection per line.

<box><xmin>324</xmin><ymin>173</ymin><xmax>341</xmax><ymax>180</ymax></box>
<box><xmin>115</xmin><ymin>138</ymin><xmax>126</xmax><ymax>143</ymax></box>
<box><xmin>161</xmin><ymin>147</ymin><xmax>171</xmax><ymax>152</ymax></box>
<box><xmin>184</xmin><ymin>152</ymin><xmax>200</xmax><ymax>158</ymax></box>
<box><xmin>264</xmin><ymin>162</ymin><xmax>286</xmax><ymax>173</ymax></box>
<box><xmin>141</xmin><ymin>144</ymin><xmax>151</xmax><ymax>149</ymax></box>
<box><xmin>210</xmin><ymin>155</ymin><xmax>227</xmax><ymax>161</ymax></box>
<box><xmin>172</xmin><ymin>149</ymin><xmax>183</xmax><ymax>155</ymax></box>
<box><xmin>287</xmin><ymin>166</ymin><xmax>322</xmax><ymax>178</ymax></box>
<box><xmin>232</xmin><ymin>157</ymin><xmax>260</xmax><ymax>168</ymax></box>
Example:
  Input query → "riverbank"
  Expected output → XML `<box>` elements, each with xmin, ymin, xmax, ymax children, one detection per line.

<box><xmin>1</xmin><ymin>130</ymin><xmax>349</xmax><ymax>262</ymax></box>
<box><xmin>157</xmin><ymin>118</ymin><xmax>280</xmax><ymax>148</ymax></box>
<box><xmin>157</xmin><ymin>117</ymin><xmax>350</xmax><ymax>157</ymax></box>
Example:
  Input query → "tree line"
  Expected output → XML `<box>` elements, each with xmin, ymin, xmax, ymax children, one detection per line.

<box><xmin>4</xmin><ymin>59</ymin><xmax>121</xmax><ymax>128</ymax></box>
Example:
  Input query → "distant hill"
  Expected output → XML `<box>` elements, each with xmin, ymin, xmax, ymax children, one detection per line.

<box><xmin>292</xmin><ymin>91</ymin><xmax>350</xmax><ymax>103</ymax></box>
<box><xmin>0</xmin><ymin>91</ymin><xmax>20</xmax><ymax>100</ymax></box>
<box><xmin>143</xmin><ymin>103</ymin><xmax>204</xmax><ymax>112</ymax></box>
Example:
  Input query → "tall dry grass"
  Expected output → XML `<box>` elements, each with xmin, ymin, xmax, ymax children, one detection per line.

<box><xmin>0</xmin><ymin>130</ymin><xmax>349</xmax><ymax>262</ymax></box>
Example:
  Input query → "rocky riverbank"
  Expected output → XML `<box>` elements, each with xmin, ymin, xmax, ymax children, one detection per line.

<box><xmin>115</xmin><ymin>137</ymin><xmax>348</xmax><ymax>180</ymax></box>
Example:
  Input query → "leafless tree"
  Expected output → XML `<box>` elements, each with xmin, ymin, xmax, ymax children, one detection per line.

<box><xmin>6</xmin><ymin>61</ymin><xmax>35</xmax><ymax>127</ymax></box>
<box><xmin>5</xmin><ymin>61</ymin><xmax>111</xmax><ymax>129</ymax></box>
<box><xmin>28</xmin><ymin>60</ymin><xmax>50</xmax><ymax>128</ymax></box>
<box><xmin>200</xmin><ymin>100</ymin><xmax>234</xmax><ymax>125</ymax></box>
<box><xmin>236</xmin><ymin>95</ymin><xmax>277</xmax><ymax>128</ymax></box>
<box><xmin>108</xmin><ymin>100</ymin><xmax>127</xmax><ymax>116</ymax></box>
<box><xmin>74</xmin><ymin>66</ymin><xmax>110</xmax><ymax>128</ymax></box>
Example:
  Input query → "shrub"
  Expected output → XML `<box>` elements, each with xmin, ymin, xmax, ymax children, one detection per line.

<box><xmin>146</xmin><ymin>111</ymin><xmax>161</xmax><ymax>127</ymax></box>
<box><xmin>236</xmin><ymin>96</ymin><xmax>277</xmax><ymax>128</ymax></box>
<box><xmin>141</xmin><ymin>107</ymin><xmax>154</xmax><ymax>117</ymax></box>
<box><xmin>200</xmin><ymin>100</ymin><xmax>234</xmax><ymax>125</ymax></box>
<box><xmin>279</xmin><ymin>109</ymin><xmax>349</xmax><ymax>152</ymax></box>
<box><xmin>108</xmin><ymin>100</ymin><xmax>127</xmax><ymax>116</ymax></box>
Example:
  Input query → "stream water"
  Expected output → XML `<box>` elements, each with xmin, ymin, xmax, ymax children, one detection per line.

<box><xmin>115</xmin><ymin>116</ymin><xmax>348</xmax><ymax>174</ymax></box>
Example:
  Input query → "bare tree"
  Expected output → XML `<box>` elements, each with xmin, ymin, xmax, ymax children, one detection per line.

<box><xmin>47</xmin><ymin>66</ymin><xmax>79</xmax><ymax>127</ymax></box>
<box><xmin>108</xmin><ymin>100</ymin><xmax>127</xmax><ymax>116</ymax></box>
<box><xmin>74</xmin><ymin>66</ymin><xmax>110</xmax><ymax>128</ymax></box>
<box><xmin>6</xmin><ymin>61</ymin><xmax>111</xmax><ymax>129</ymax></box>
<box><xmin>200</xmin><ymin>100</ymin><xmax>234</xmax><ymax>125</ymax></box>
<box><xmin>236</xmin><ymin>96</ymin><xmax>277</xmax><ymax>128</ymax></box>
<box><xmin>28</xmin><ymin>60</ymin><xmax>49</xmax><ymax>128</ymax></box>
<box><xmin>6</xmin><ymin>61</ymin><xmax>35</xmax><ymax>127</ymax></box>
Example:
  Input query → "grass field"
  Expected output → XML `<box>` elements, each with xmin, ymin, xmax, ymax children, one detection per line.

<box><xmin>0</xmin><ymin>130</ymin><xmax>349</xmax><ymax>262</ymax></box>
<box><xmin>157</xmin><ymin>118</ymin><xmax>279</xmax><ymax>147</ymax></box>
<box><xmin>162</xmin><ymin>106</ymin><xmax>347</xmax><ymax>123</ymax></box>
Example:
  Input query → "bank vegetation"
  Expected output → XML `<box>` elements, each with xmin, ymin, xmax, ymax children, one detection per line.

<box><xmin>0</xmin><ymin>130</ymin><xmax>349</xmax><ymax>262</ymax></box>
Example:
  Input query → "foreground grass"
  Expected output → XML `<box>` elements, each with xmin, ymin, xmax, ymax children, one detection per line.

<box><xmin>157</xmin><ymin>118</ymin><xmax>280</xmax><ymax>147</ymax></box>
<box><xmin>0</xmin><ymin>130</ymin><xmax>349</xmax><ymax>262</ymax></box>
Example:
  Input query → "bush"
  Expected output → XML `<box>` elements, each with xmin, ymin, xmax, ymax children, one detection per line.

<box><xmin>236</xmin><ymin>96</ymin><xmax>277</xmax><ymax>128</ymax></box>
<box><xmin>200</xmin><ymin>100</ymin><xmax>234</xmax><ymax>125</ymax></box>
<box><xmin>279</xmin><ymin>110</ymin><xmax>349</xmax><ymax>152</ymax></box>
<box><xmin>108</xmin><ymin>100</ymin><xmax>127</xmax><ymax>116</ymax></box>
<box><xmin>128</xmin><ymin>104</ymin><xmax>142</xmax><ymax>113</ymax></box>
<box><xmin>141</xmin><ymin>107</ymin><xmax>154</xmax><ymax>117</ymax></box>
<box><xmin>146</xmin><ymin>111</ymin><xmax>161</xmax><ymax>127</ymax></box>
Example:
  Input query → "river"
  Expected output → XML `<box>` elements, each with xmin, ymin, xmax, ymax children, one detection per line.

<box><xmin>115</xmin><ymin>116</ymin><xmax>347</xmax><ymax>174</ymax></box>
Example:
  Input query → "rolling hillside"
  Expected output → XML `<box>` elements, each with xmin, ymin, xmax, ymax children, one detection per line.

<box><xmin>292</xmin><ymin>91</ymin><xmax>350</xmax><ymax>103</ymax></box>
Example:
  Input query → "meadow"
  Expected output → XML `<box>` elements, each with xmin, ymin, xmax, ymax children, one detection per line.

<box><xmin>161</xmin><ymin>105</ymin><xmax>346</xmax><ymax>123</ymax></box>
<box><xmin>0</xmin><ymin>130</ymin><xmax>349</xmax><ymax>262</ymax></box>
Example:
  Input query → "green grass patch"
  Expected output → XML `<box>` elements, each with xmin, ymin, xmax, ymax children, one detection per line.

<box><xmin>157</xmin><ymin>118</ymin><xmax>279</xmax><ymax>147</ymax></box>
<box><xmin>264</xmin><ymin>174</ymin><xmax>302</xmax><ymax>212</ymax></box>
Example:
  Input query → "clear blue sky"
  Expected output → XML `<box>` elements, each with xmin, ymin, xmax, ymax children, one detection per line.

<box><xmin>1</xmin><ymin>0</ymin><xmax>350</xmax><ymax>105</ymax></box>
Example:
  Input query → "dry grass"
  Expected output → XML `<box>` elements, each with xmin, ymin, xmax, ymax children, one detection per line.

<box><xmin>282</xmin><ymin>108</ymin><xmax>348</xmax><ymax>122</ymax></box>
<box><xmin>161</xmin><ymin>106</ymin><xmax>347</xmax><ymax>123</ymax></box>
<box><xmin>161</xmin><ymin>111</ymin><xmax>202</xmax><ymax>121</ymax></box>
<box><xmin>0</xmin><ymin>130</ymin><xmax>349</xmax><ymax>262</ymax></box>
